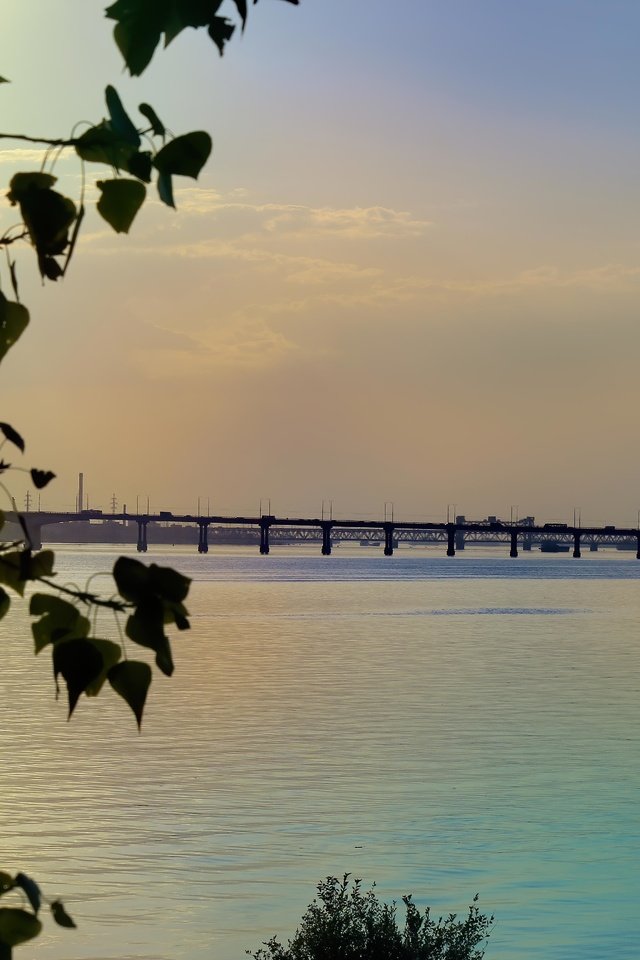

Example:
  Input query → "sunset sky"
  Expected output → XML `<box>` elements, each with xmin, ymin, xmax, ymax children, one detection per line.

<box><xmin>2</xmin><ymin>0</ymin><xmax>640</xmax><ymax>523</ymax></box>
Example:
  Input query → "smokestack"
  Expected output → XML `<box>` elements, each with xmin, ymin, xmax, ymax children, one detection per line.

<box><xmin>78</xmin><ymin>473</ymin><xmax>84</xmax><ymax>514</ymax></box>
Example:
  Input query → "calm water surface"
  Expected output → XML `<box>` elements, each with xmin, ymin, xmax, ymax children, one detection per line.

<box><xmin>2</xmin><ymin>545</ymin><xmax>639</xmax><ymax>959</ymax></box>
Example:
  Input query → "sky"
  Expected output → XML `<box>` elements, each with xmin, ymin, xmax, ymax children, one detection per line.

<box><xmin>1</xmin><ymin>0</ymin><xmax>640</xmax><ymax>523</ymax></box>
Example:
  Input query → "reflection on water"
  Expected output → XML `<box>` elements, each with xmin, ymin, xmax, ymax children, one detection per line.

<box><xmin>1</xmin><ymin>546</ymin><xmax>639</xmax><ymax>959</ymax></box>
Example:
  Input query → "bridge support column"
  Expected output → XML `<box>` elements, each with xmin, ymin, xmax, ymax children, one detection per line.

<box><xmin>198</xmin><ymin>522</ymin><xmax>209</xmax><ymax>554</ymax></box>
<box><xmin>446</xmin><ymin>525</ymin><xmax>456</xmax><ymax>557</ymax></box>
<box><xmin>23</xmin><ymin>519</ymin><xmax>42</xmax><ymax>550</ymax></box>
<box><xmin>384</xmin><ymin>523</ymin><xmax>395</xmax><ymax>556</ymax></box>
<box><xmin>573</xmin><ymin>532</ymin><xmax>581</xmax><ymax>559</ymax></box>
<box><xmin>259</xmin><ymin>521</ymin><xmax>270</xmax><ymax>555</ymax></box>
<box><xmin>321</xmin><ymin>522</ymin><xmax>332</xmax><ymax>556</ymax></box>
<box><xmin>136</xmin><ymin>520</ymin><xmax>148</xmax><ymax>553</ymax></box>
<box><xmin>510</xmin><ymin>531</ymin><xmax>518</xmax><ymax>558</ymax></box>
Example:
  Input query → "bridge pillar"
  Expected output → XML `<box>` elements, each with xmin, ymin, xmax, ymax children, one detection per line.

<box><xmin>22</xmin><ymin>519</ymin><xmax>42</xmax><ymax>550</ymax></box>
<box><xmin>198</xmin><ymin>522</ymin><xmax>209</xmax><ymax>554</ymax></box>
<box><xmin>455</xmin><ymin>516</ymin><xmax>465</xmax><ymax>551</ymax></box>
<box><xmin>510</xmin><ymin>530</ymin><xmax>518</xmax><ymax>558</ymax></box>
<box><xmin>136</xmin><ymin>520</ymin><xmax>148</xmax><ymax>553</ymax></box>
<box><xmin>573</xmin><ymin>532</ymin><xmax>581</xmax><ymax>559</ymax></box>
<box><xmin>259</xmin><ymin>521</ymin><xmax>270</xmax><ymax>555</ymax></box>
<box><xmin>446</xmin><ymin>525</ymin><xmax>456</xmax><ymax>557</ymax></box>
<box><xmin>321</xmin><ymin>522</ymin><xmax>333</xmax><ymax>556</ymax></box>
<box><xmin>383</xmin><ymin>523</ymin><xmax>395</xmax><ymax>556</ymax></box>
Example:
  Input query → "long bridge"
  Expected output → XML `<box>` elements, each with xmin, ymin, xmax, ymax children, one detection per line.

<box><xmin>5</xmin><ymin>510</ymin><xmax>640</xmax><ymax>558</ymax></box>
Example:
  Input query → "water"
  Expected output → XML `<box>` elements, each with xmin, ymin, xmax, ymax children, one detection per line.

<box><xmin>2</xmin><ymin>545</ymin><xmax>639</xmax><ymax>959</ymax></box>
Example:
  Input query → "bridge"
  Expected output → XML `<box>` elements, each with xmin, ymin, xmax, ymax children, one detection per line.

<box><xmin>5</xmin><ymin>510</ymin><xmax>640</xmax><ymax>558</ymax></box>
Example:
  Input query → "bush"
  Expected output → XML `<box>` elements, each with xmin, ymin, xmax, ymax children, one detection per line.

<box><xmin>247</xmin><ymin>874</ymin><xmax>493</xmax><ymax>960</ymax></box>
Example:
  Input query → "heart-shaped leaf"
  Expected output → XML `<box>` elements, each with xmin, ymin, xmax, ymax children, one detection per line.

<box><xmin>108</xmin><ymin>660</ymin><xmax>152</xmax><ymax>728</ymax></box>
<box><xmin>52</xmin><ymin>638</ymin><xmax>105</xmax><ymax>717</ymax></box>
<box><xmin>97</xmin><ymin>179</ymin><xmax>146</xmax><ymax>233</ymax></box>
<box><xmin>153</xmin><ymin>132</ymin><xmax>212</xmax><ymax>179</ymax></box>
<box><xmin>30</xmin><ymin>468</ymin><xmax>56</xmax><ymax>489</ymax></box>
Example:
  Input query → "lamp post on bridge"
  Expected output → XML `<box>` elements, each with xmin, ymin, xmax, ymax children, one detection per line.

<box><xmin>321</xmin><ymin>500</ymin><xmax>333</xmax><ymax>521</ymax></box>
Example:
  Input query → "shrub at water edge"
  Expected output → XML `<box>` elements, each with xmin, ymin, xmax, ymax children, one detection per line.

<box><xmin>247</xmin><ymin>874</ymin><xmax>493</xmax><ymax>960</ymax></box>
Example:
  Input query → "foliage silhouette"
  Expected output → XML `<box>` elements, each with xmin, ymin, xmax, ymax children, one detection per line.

<box><xmin>248</xmin><ymin>875</ymin><xmax>493</xmax><ymax>960</ymax></box>
<box><xmin>0</xmin><ymin>0</ymin><xmax>298</xmax><ymax>954</ymax></box>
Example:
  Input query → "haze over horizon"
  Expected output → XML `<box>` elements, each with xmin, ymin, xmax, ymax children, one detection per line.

<box><xmin>2</xmin><ymin>1</ymin><xmax>640</xmax><ymax>525</ymax></box>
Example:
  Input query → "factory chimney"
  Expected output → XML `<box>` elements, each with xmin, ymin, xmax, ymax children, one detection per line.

<box><xmin>77</xmin><ymin>473</ymin><xmax>84</xmax><ymax>514</ymax></box>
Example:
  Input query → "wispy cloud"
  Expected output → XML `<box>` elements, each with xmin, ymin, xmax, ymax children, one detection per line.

<box><xmin>171</xmin><ymin>190</ymin><xmax>432</xmax><ymax>239</ymax></box>
<box><xmin>130</xmin><ymin>318</ymin><xmax>299</xmax><ymax>378</ymax></box>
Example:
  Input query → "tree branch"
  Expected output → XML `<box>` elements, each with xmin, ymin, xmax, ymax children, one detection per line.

<box><xmin>0</xmin><ymin>133</ymin><xmax>76</xmax><ymax>147</ymax></box>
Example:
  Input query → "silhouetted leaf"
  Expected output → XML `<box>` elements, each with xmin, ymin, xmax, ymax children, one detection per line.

<box><xmin>0</xmin><ymin>588</ymin><xmax>9</xmax><ymax>621</ymax></box>
<box><xmin>8</xmin><ymin>256</ymin><xmax>19</xmax><ymax>300</ymax></box>
<box><xmin>0</xmin><ymin>551</ymin><xmax>27</xmax><ymax>595</ymax></box>
<box><xmin>0</xmin><ymin>461</ymin><xmax>10</xmax><ymax>473</ymax></box>
<box><xmin>84</xmin><ymin>638</ymin><xmax>122</xmax><ymax>696</ymax></box>
<box><xmin>28</xmin><ymin>550</ymin><xmax>55</xmax><ymax>578</ymax></box>
<box><xmin>153</xmin><ymin>633</ymin><xmax>175</xmax><ymax>676</ymax></box>
<box><xmin>163</xmin><ymin>599</ymin><xmax>190</xmax><ymax>630</ymax></box>
<box><xmin>163</xmin><ymin>0</ymin><xmax>215</xmax><ymax>44</ymax></box>
<box><xmin>139</xmin><ymin>102</ymin><xmax>165</xmax><ymax>137</ymax></box>
<box><xmin>7</xmin><ymin>172</ymin><xmax>57</xmax><ymax>202</ymax></box>
<box><xmin>30</xmin><ymin>593</ymin><xmax>90</xmax><ymax>653</ymax></box>
<box><xmin>125</xmin><ymin>595</ymin><xmax>163</xmax><ymax>644</ymax></box>
<box><xmin>0</xmin><ymin>294</ymin><xmax>28</xmax><ymax>362</ymax></box>
<box><xmin>113</xmin><ymin>556</ymin><xmax>151</xmax><ymax>603</ymax></box>
<box><xmin>14</xmin><ymin>874</ymin><xmax>40</xmax><ymax>915</ymax></box>
<box><xmin>150</xmin><ymin>564</ymin><xmax>191</xmax><ymax>602</ymax></box>
<box><xmin>8</xmin><ymin>175</ymin><xmax>76</xmax><ymax>277</ymax></box>
<box><xmin>153</xmin><ymin>132</ymin><xmax>212</xmax><ymax>179</ymax></box>
<box><xmin>157</xmin><ymin>169</ymin><xmax>174</xmax><ymax>208</ymax></box>
<box><xmin>127</xmin><ymin>150</ymin><xmax>152</xmax><ymax>182</ymax></box>
<box><xmin>208</xmin><ymin>15</ymin><xmax>235</xmax><ymax>54</ymax></box>
<box><xmin>30</xmin><ymin>468</ymin><xmax>56</xmax><ymax>489</ymax></box>
<box><xmin>53</xmin><ymin>638</ymin><xmax>104</xmax><ymax>717</ymax></box>
<box><xmin>39</xmin><ymin>256</ymin><xmax>64</xmax><ymax>281</ymax></box>
<box><xmin>108</xmin><ymin>660</ymin><xmax>152</xmax><ymax>728</ymax></box>
<box><xmin>0</xmin><ymin>421</ymin><xmax>24</xmax><ymax>452</ymax></box>
<box><xmin>105</xmin><ymin>85</ymin><xmax>140</xmax><ymax>147</ymax></box>
<box><xmin>105</xmin><ymin>1</ymin><xmax>163</xmax><ymax>76</ymax></box>
<box><xmin>106</xmin><ymin>0</ymin><xmax>298</xmax><ymax>74</ymax></box>
<box><xmin>50</xmin><ymin>900</ymin><xmax>76</xmax><ymax>929</ymax></box>
<box><xmin>0</xmin><ymin>908</ymin><xmax>42</xmax><ymax>947</ymax></box>
<box><xmin>126</xmin><ymin>599</ymin><xmax>174</xmax><ymax>676</ymax></box>
<box><xmin>75</xmin><ymin>122</ymin><xmax>135</xmax><ymax>170</ymax></box>
<box><xmin>0</xmin><ymin>76</ymin><xmax>9</xmax><ymax>84</ymax></box>
<box><xmin>97</xmin><ymin>178</ymin><xmax>146</xmax><ymax>233</ymax></box>
<box><xmin>0</xmin><ymin>874</ymin><xmax>14</xmax><ymax>895</ymax></box>
<box><xmin>231</xmin><ymin>0</ymin><xmax>247</xmax><ymax>28</ymax></box>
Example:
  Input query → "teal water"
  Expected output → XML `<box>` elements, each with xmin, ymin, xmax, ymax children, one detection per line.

<box><xmin>2</xmin><ymin>546</ymin><xmax>639</xmax><ymax>959</ymax></box>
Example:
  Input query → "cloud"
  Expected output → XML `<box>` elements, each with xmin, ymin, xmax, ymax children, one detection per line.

<box><xmin>0</xmin><ymin>147</ymin><xmax>55</xmax><ymax>164</ymax></box>
<box><xmin>130</xmin><ymin>318</ymin><xmax>299</xmax><ymax>378</ymax></box>
<box><xmin>171</xmin><ymin>189</ymin><xmax>432</xmax><ymax>239</ymax></box>
<box><xmin>257</xmin><ymin>203</ymin><xmax>432</xmax><ymax>239</ymax></box>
